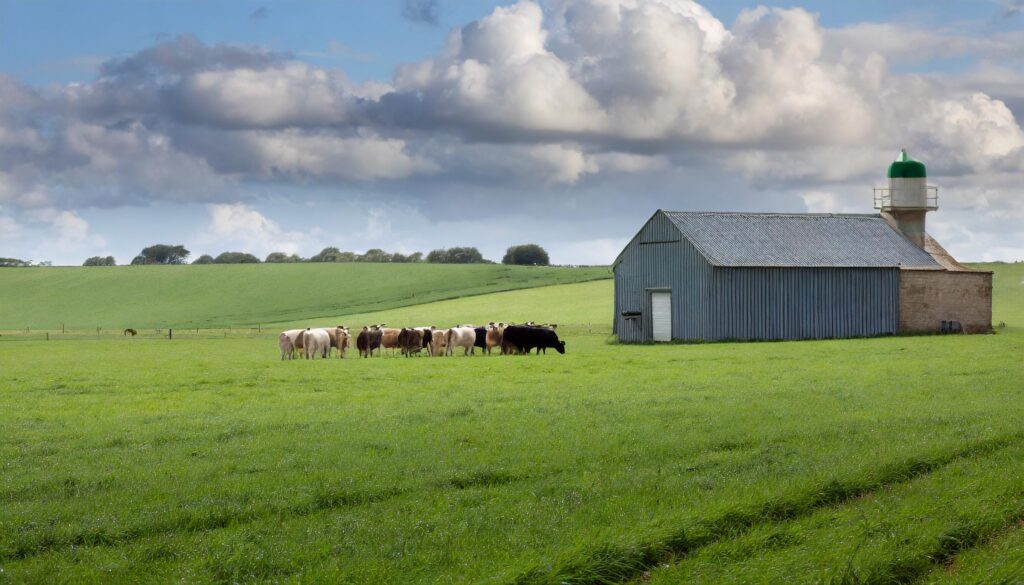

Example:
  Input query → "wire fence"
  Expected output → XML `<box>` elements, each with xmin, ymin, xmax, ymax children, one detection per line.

<box><xmin>0</xmin><ymin>322</ymin><xmax>612</xmax><ymax>342</ymax></box>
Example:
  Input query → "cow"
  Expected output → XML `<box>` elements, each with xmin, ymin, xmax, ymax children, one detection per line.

<box><xmin>278</xmin><ymin>332</ymin><xmax>294</xmax><ymax>360</ymax></box>
<box><xmin>123</xmin><ymin>328</ymin><xmax>137</xmax><ymax>337</ymax></box>
<box><xmin>302</xmin><ymin>328</ymin><xmax>331</xmax><ymax>359</ymax></box>
<box><xmin>446</xmin><ymin>326</ymin><xmax>477</xmax><ymax>356</ymax></box>
<box><xmin>330</xmin><ymin>326</ymin><xmax>350</xmax><ymax>358</ymax></box>
<box><xmin>416</xmin><ymin>327</ymin><xmax>434</xmax><ymax>356</ymax></box>
<box><xmin>485</xmin><ymin>323</ymin><xmax>505</xmax><ymax>355</ymax></box>
<box><xmin>502</xmin><ymin>325</ymin><xmax>565</xmax><ymax>355</ymax></box>
<box><xmin>429</xmin><ymin>327</ymin><xmax>449</xmax><ymax>356</ymax></box>
<box><xmin>378</xmin><ymin>325</ymin><xmax>402</xmax><ymax>357</ymax></box>
<box><xmin>281</xmin><ymin>329</ymin><xmax>306</xmax><ymax>359</ymax></box>
<box><xmin>356</xmin><ymin>326</ymin><xmax>383</xmax><ymax>358</ymax></box>
<box><xmin>397</xmin><ymin>328</ymin><xmax>424</xmax><ymax>356</ymax></box>
<box><xmin>473</xmin><ymin>327</ymin><xmax>488</xmax><ymax>354</ymax></box>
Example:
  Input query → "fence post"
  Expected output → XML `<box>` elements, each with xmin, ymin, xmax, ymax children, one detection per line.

<box><xmin>46</xmin><ymin>332</ymin><xmax>49</xmax><ymax>341</ymax></box>
<box><xmin>62</xmin><ymin>323</ymin><xmax>65</xmax><ymax>334</ymax></box>
<box><xmin>258</xmin><ymin>323</ymin><xmax>261</xmax><ymax>333</ymax></box>
<box><xmin>169</xmin><ymin>328</ymin><xmax>173</xmax><ymax>340</ymax></box>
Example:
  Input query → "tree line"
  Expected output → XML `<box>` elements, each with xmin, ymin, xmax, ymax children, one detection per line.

<box><xmin>68</xmin><ymin>243</ymin><xmax>551</xmax><ymax>266</ymax></box>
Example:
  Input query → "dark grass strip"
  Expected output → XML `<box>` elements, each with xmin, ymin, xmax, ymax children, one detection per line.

<box><xmin>0</xmin><ymin>485</ymin><xmax>406</xmax><ymax>562</ymax></box>
<box><xmin>511</xmin><ymin>433</ymin><xmax>1024</xmax><ymax>585</ymax></box>
<box><xmin>831</xmin><ymin>505</ymin><xmax>1024</xmax><ymax>584</ymax></box>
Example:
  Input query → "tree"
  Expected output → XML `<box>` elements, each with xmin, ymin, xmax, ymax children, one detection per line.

<box><xmin>130</xmin><ymin>255</ymin><xmax>147</xmax><ymax>265</ymax></box>
<box><xmin>213</xmin><ymin>251</ymin><xmax>261</xmax><ymax>264</ymax></box>
<box><xmin>83</xmin><ymin>256</ymin><xmax>116</xmax><ymax>266</ymax></box>
<box><xmin>392</xmin><ymin>252</ymin><xmax>423</xmax><ymax>263</ymax></box>
<box><xmin>136</xmin><ymin>244</ymin><xmax>190</xmax><ymax>265</ymax></box>
<box><xmin>0</xmin><ymin>257</ymin><xmax>32</xmax><ymax>267</ymax></box>
<box><xmin>360</xmin><ymin>248</ymin><xmax>393</xmax><ymax>263</ymax></box>
<box><xmin>502</xmin><ymin>244</ymin><xmax>550</xmax><ymax>266</ymax></box>
<box><xmin>265</xmin><ymin>252</ymin><xmax>302</xmax><ymax>263</ymax></box>
<box><xmin>309</xmin><ymin>247</ymin><xmax>355</xmax><ymax>262</ymax></box>
<box><xmin>192</xmin><ymin>254</ymin><xmax>215</xmax><ymax>265</ymax></box>
<box><xmin>427</xmin><ymin>247</ymin><xmax>485</xmax><ymax>264</ymax></box>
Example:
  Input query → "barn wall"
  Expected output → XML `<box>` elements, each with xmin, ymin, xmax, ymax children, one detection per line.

<box><xmin>613</xmin><ymin>212</ymin><xmax>714</xmax><ymax>342</ymax></box>
<box><xmin>710</xmin><ymin>267</ymin><xmax>900</xmax><ymax>341</ymax></box>
<box><xmin>898</xmin><ymin>270</ymin><xmax>992</xmax><ymax>333</ymax></box>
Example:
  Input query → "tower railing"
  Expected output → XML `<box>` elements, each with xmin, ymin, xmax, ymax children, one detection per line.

<box><xmin>873</xmin><ymin>186</ymin><xmax>939</xmax><ymax>210</ymax></box>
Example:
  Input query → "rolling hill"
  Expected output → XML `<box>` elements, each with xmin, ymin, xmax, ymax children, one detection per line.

<box><xmin>0</xmin><ymin>263</ymin><xmax>610</xmax><ymax>329</ymax></box>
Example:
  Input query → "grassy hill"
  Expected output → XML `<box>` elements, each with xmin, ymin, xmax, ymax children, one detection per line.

<box><xmin>0</xmin><ymin>263</ymin><xmax>610</xmax><ymax>329</ymax></box>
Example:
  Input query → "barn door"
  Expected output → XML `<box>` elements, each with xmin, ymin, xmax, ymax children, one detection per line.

<box><xmin>651</xmin><ymin>291</ymin><xmax>672</xmax><ymax>342</ymax></box>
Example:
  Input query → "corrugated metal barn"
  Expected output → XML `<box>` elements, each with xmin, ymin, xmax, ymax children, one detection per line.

<box><xmin>612</xmin><ymin>211</ymin><xmax>949</xmax><ymax>342</ymax></box>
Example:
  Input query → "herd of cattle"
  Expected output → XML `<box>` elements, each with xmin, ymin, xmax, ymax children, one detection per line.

<box><xmin>278</xmin><ymin>322</ymin><xmax>565</xmax><ymax>359</ymax></box>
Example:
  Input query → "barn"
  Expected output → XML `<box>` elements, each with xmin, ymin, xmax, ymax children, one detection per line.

<box><xmin>612</xmin><ymin>152</ymin><xmax>993</xmax><ymax>343</ymax></box>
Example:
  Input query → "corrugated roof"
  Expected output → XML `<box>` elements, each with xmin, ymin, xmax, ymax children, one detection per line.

<box><xmin>661</xmin><ymin>211</ymin><xmax>942</xmax><ymax>269</ymax></box>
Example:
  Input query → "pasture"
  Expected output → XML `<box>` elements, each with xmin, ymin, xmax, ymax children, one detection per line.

<box><xmin>0</xmin><ymin>263</ymin><xmax>1022</xmax><ymax>583</ymax></box>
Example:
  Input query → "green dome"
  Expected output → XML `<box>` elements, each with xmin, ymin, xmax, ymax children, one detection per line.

<box><xmin>888</xmin><ymin>148</ymin><xmax>927</xmax><ymax>179</ymax></box>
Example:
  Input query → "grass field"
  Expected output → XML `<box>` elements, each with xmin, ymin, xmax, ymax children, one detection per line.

<box><xmin>0</xmin><ymin>263</ymin><xmax>1021</xmax><ymax>583</ymax></box>
<box><xmin>0</xmin><ymin>263</ymin><xmax>610</xmax><ymax>329</ymax></box>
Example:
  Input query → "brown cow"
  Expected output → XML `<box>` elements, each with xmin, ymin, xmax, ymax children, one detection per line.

<box><xmin>356</xmin><ymin>326</ymin><xmax>383</xmax><ymax>358</ymax></box>
<box><xmin>429</xmin><ymin>327</ymin><xmax>448</xmax><ymax>357</ymax></box>
<box><xmin>398</xmin><ymin>328</ymin><xmax>424</xmax><ymax>356</ymax></box>
<box><xmin>485</xmin><ymin>322</ymin><xmax>505</xmax><ymax>355</ymax></box>
<box><xmin>377</xmin><ymin>325</ymin><xmax>402</xmax><ymax>357</ymax></box>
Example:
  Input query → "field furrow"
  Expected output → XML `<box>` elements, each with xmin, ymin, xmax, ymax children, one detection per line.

<box><xmin>638</xmin><ymin>444</ymin><xmax>1024</xmax><ymax>584</ymax></box>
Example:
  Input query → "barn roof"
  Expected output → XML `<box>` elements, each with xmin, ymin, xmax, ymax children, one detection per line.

<box><xmin>660</xmin><ymin>211</ymin><xmax>942</xmax><ymax>269</ymax></box>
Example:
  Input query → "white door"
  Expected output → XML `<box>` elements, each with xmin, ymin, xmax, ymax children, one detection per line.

<box><xmin>651</xmin><ymin>291</ymin><xmax>672</xmax><ymax>342</ymax></box>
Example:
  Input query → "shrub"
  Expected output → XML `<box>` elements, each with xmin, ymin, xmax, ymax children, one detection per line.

<box><xmin>502</xmin><ymin>244</ymin><xmax>550</xmax><ymax>266</ymax></box>
<box><xmin>83</xmin><ymin>256</ymin><xmax>116</xmax><ymax>266</ymax></box>
<box><xmin>213</xmin><ymin>252</ymin><xmax>261</xmax><ymax>264</ymax></box>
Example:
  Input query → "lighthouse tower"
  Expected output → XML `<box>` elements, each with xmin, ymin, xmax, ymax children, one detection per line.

<box><xmin>874</xmin><ymin>149</ymin><xmax>938</xmax><ymax>247</ymax></box>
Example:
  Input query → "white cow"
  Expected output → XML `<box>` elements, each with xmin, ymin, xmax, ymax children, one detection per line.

<box><xmin>446</xmin><ymin>326</ymin><xmax>477</xmax><ymax>356</ymax></box>
<box><xmin>281</xmin><ymin>329</ymin><xmax>305</xmax><ymax>359</ymax></box>
<box><xmin>302</xmin><ymin>328</ymin><xmax>331</xmax><ymax>359</ymax></box>
<box><xmin>279</xmin><ymin>332</ymin><xmax>295</xmax><ymax>360</ymax></box>
<box><xmin>430</xmin><ymin>327</ymin><xmax>448</xmax><ymax>357</ymax></box>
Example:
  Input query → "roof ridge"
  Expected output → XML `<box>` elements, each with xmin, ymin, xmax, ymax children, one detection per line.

<box><xmin>662</xmin><ymin>211</ymin><xmax>881</xmax><ymax>218</ymax></box>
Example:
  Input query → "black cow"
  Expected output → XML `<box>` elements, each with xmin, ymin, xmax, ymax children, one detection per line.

<box><xmin>473</xmin><ymin>327</ymin><xmax>488</xmax><ymax>354</ymax></box>
<box><xmin>502</xmin><ymin>325</ymin><xmax>565</xmax><ymax>355</ymax></box>
<box><xmin>398</xmin><ymin>328</ymin><xmax>424</xmax><ymax>357</ymax></box>
<box><xmin>421</xmin><ymin>328</ymin><xmax>433</xmax><ymax>355</ymax></box>
<box><xmin>356</xmin><ymin>327</ymin><xmax>383</xmax><ymax>358</ymax></box>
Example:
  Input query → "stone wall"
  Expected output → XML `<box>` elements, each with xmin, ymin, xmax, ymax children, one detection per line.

<box><xmin>899</xmin><ymin>269</ymin><xmax>993</xmax><ymax>334</ymax></box>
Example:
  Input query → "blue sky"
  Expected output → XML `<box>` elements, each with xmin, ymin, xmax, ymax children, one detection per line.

<box><xmin>1</xmin><ymin>0</ymin><xmax>1023</xmax><ymax>265</ymax></box>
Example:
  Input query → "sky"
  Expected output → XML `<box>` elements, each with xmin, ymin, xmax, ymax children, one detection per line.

<box><xmin>1</xmin><ymin>0</ymin><xmax>1023</xmax><ymax>266</ymax></box>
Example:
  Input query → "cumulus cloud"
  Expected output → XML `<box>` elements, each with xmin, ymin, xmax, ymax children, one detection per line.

<box><xmin>200</xmin><ymin>203</ymin><xmax>306</xmax><ymax>257</ymax></box>
<box><xmin>2</xmin><ymin>1</ymin><xmax>1024</xmax><ymax>263</ymax></box>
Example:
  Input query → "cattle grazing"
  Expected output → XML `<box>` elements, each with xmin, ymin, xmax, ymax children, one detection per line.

<box><xmin>302</xmin><ymin>328</ymin><xmax>331</xmax><ymax>359</ymax></box>
<box><xmin>357</xmin><ymin>326</ymin><xmax>383</xmax><ymax>358</ymax></box>
<box><xmin>473</xmin><ymin>327</ymin><xmax>488</xmax><ymax>354</ymax></box>
<box><xmin>378</xmin><ymin>326</ymin><xmax>402</xmax><ymax>356</ymax></box>
<box><xmin>332</xmin><ymin>326</ymin><xmax>350</xmax><ymax>358</ymax></box>
<box><xmin>278</xmin><ymin>332</ymin><xmax>294</xmax><ymax>360</ymax></box>
<box><xmin>446</xmin><ymin>326</ymin><xmax>477</xmax><ymax>356</ymax></box>
<box><xmin>123</xmin><ymin>328</ymin><xmax>137</xmax><ymax>337</ymax></box>
<box><xmin>398</xmin><ymin>328</ymin><xmax>424</xmax><ymax>356</ymax></box>
<box><xmin>417</xmin><ymin>327</ymin><xmax>434</xmax><ymax>356</ymax></box>
<box><xmin>429</xmin><ymin>327</ymin><xmax>449</xmax><ymax>356</ymax></box>
<box><xmin>486</xmin><ymin>323</ymin><xmax>505</xmax><ymax>355</ymax></box>
<box><xmin>281</xmin><ymin>329</ymin><xmax>306</xmax><ymax>359</ymax></box>
<box><xmin>502</xmin><ymin>325</ymin><xmax>566</xmax><ymax>355</ymax></box>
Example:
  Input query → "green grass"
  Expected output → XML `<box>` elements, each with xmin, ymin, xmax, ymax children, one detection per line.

<box><xmin>0</xmin><ymin>264</ymin><xmax>1020</xmax><ymax>583</ymax></box>
<box><xmin>0</xmin><ymin>263</ymin><xmax>610</xmax><ymax>329</ymax></box>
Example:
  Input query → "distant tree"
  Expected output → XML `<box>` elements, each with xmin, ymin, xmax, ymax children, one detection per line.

<box><xmin>391</xmin><ymin>252</ymin><xmax>424</xmax><ymax>263</ymax></box>
<box><xmin>502</xmin><ymin>244</ymin><xmax>550</xmax><ymax>266</ymax></box>
<box><xmin>265</xmin><ymin>252</ymin><xmax>303</xmax><ymax>263</ymax></box>
<box><xmin>83</xmin><ymin>256</ymin><xmax>116</xmax><ymax>266</ymax></box>
<box><xmin>309</xmin><ymin>247</ymin><xmax>355</xmax><ymax>262</ymax></box>
<box><xmin>130</xmin><ymin>255</ymin><xmax>147</xmax><ymax>265</ymax></box>
<box><xmin>192</xmin><ymin>254</ymin><xmax>215</xmax><ymax>265</ymax></box>
<box><xmin>213</xmin><ymin>251</ymin><xmax>261</xmax><ymax>264</ymax></box>
<box><xmin>427</xmin><ymin>247</ymin><xmax>485</xmax><ymax>264</ymax></box>
<box><xmin>360</xmin><ymin>248</ymin><xmax>393</xmax><ymax>263</ymax></box>
<box><xmin>0</xmin><ymin>257</ymin><xmax>33</xmax><ymax>267</ymax></box>
<box><xmin>137</xmin><ymin>244</ymin><xmax>190</xmax><ymax>265</ymax></box>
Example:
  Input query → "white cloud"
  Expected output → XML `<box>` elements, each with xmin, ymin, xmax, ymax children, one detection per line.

<box><xmin>201</xmin><ymin>203</ymin><xmax>306</xmax><ymax>257</ymax></box>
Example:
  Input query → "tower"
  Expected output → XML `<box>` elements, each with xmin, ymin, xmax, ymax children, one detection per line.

<box><xmin>874</xmin><ymin>149</ymin><xmax>938</xmax><ymax>247</ymax></box>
